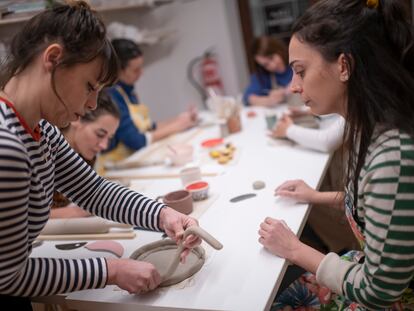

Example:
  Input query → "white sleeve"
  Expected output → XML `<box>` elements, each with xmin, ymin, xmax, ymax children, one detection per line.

<box><xmin>286</xmin><ymin>116</ymin><xmax>345</xmax><ymax>153</ymax></box>
<box><xmin>145</xmin><ymin>132</ymin><xmax>153</xmax><ymax>145</ymax></box>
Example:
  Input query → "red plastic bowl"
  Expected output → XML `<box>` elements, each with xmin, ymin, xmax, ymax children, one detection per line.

<box><xmin>201</xmin><ymin>138</ymin><xmax>224</xmax><ymax>148</ymax></box>
<box><xmin>185</xmin><ymin>181</ymin><xmax>209</xmax><ymax>201</ymax></box>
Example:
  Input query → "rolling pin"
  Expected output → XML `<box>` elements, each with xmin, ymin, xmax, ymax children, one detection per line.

<box><xmin>41</xmin><ymin>217</ymin><xmax>132</xmax><ymax>235</ymax></box>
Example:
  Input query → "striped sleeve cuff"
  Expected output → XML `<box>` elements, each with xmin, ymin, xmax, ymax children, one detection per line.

<box><xmin>316</xmin><ymin>252</ymin><xmax>356</xmax><ymax>295</ymax></box>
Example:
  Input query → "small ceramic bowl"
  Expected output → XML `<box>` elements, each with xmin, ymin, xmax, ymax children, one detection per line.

<box><xmin>185</xmin><ymin>181</ymin><xmax>209</xmax><ymax>201</ymax></box>
<box><xmin>160</xmin><ymin>190</ymin><xmax>193</xmax><ymax>215</ymax></box>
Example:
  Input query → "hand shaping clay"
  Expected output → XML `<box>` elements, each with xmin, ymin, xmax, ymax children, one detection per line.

<box><xmin>130</xmin><ymin>227</ymin><xmax>223</xmax><ymax>287</ymax></box>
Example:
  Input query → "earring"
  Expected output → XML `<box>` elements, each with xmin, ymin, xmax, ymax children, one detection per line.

<box><xmin>341</xmin><ymin>75</ymin><xmax>349</xmax><ymax>82</ymax></box>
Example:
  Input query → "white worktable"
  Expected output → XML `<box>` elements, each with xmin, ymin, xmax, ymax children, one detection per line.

<box><xmin>32</xmin><ymin>107</ymin><xmax>331</xmax><ymax>311</ymax></box>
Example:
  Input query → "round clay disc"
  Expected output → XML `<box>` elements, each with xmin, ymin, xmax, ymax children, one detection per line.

<box><xmin>130</xmin><ymin>239</ymin><xmax>205</xmax><ymax>287</ymax></box>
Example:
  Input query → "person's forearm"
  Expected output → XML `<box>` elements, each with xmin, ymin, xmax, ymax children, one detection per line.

<box><xmin>151</xmin><ymin>122</ymin><xmax>179</xmax><ymax>142</ymax></box>
<box><xmin>313</xmin><ymin>191</ymin><xmax>344</xmax><ymax>210</ymax></box>
<box><xmin>290</xmin><ymin>242</ymin><xmax>325</xmax><ymax>274</ymax></box>
<box><xmin>248</xmin><ymin>95</ymin><xmax>271</xmax><ymax>107</ymax></box>
<box><xmin>156</xmin><ymin>116</ymin><xmax>177</xmax><ymax>129</ymax></box>
<box><xmin>50</xmin><ymin>205</ymin><xmax>90</xmax><ymax>218</ymax></box>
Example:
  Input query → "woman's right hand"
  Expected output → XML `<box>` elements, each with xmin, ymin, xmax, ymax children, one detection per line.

<box><xmin>274</xmin><ymin>179</ymin><xmax>319</xmax><ymax>204</ymax></box>
<box><xmin>270</xmin><ymin>115</ymin><xmax>293</xmax><ymax>138</ymax></box>
<box><xmin>106</xmin><ymin>258</ymin><xmax>161</xmax><ymax>294</ymax></box>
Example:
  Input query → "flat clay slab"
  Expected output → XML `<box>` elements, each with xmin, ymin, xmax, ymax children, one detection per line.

<box><xmin>130</xmin><ymin>239</ymin><xmax>205</xmax><ymax>287</ymax></box>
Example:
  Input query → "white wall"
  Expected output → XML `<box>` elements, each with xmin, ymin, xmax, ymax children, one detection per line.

<box><xmin>102</xmin><ymin>0</ymin><xmax>249</xmax><ymax>120</ymax></box>
<box><xmin>0</xmin><ymin>0</ymin><xmax>249</xmax><ymax>121</ymax></box>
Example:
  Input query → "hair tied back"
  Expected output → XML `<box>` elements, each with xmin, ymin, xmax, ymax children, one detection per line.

<box><xmin>366</xmin><ymin>0</ymin><xmax>379</xmax><ymax>9</ymax></box>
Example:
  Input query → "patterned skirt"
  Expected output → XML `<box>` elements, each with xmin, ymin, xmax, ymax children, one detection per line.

<box><xmin>272</xmin><ymin>251</ymin><xmax>414</xmax><ymax>311</ymax></box>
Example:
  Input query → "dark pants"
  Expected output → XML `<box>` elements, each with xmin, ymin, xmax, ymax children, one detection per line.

<box><xmin>0</xmin><ymin>295</ymin><xmax>32</xmax><ymax>311</ymax></box>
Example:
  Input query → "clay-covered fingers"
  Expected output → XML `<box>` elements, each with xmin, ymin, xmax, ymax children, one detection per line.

<box><xmin>159</xmin><ymin>207</ymin><xmax>201</xmax><ymax>246</ymax></box>
<box><xmin>182</xmin><ymin>232</ymin><xmax>200</xmax><ymax>248</ymax></box>
<box><xmin>108</xmin><ymin>259</ymin><xmax>161</xmax><ymax>294</ymax></box>
<box><xmin>179</xmin><ymin>248</ymin><xmax>190</xmax><ymax>264</ymax></box>
<box><xmin>136</xmin><ymin>263</ymin><xmax>161</xmax><ymax>293</ymax></box>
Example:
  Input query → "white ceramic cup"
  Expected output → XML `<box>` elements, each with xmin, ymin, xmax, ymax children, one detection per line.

<box><xmin>179</xmin><ymin>166</ymin><xmax>202</xmax><ymax>187</ymax></box>
<box><xmin>166</xmin><ymin>144</ymin><xmax>194</xmax><ymax>166</ymax></box>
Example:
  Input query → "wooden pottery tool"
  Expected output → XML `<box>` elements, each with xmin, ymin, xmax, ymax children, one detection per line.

<box><xmin>55</xmin><ymin>242</ymin><xmax>87</xmax><ymax>250</ymax></box>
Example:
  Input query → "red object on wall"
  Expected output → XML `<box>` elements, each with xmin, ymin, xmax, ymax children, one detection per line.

<box><xmin>201</xmin><ymin>52</ymin><xmax>225</xmax><ymax>96</ymax></box>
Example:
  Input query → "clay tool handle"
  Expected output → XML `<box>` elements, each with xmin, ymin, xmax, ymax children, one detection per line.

<box><xmin>182</xmin><ymin>226</ymin><xmax>223</xmax><ymax>250</ymax></box>
<box><xmin>161</xmin><ymin>226</ymin><xmax>223</xmax><ymax>283</ymax></box>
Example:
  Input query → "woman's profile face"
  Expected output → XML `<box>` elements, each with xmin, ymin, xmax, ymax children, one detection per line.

<box><xmin>43</xmin><ymin>56</ymin><xmax>104</xmax><ymax>128</ymax></box>
<box><xmin>288</xmin><ymin>35</ymin><xmax>347</xmax><ymax>116</ymax></box>
<box><xmin>255</xmin><ymin>54</ymin><xmax>286</xmax><ymax>73</ymax></box>
<box><xmin>70</xmin><ymin>114</ymin><xmax>119</xmax><ymax>160</ymax></box>
<box><xmin>119</xmin><ymin>56</ymin><xmax>144</xmax><ymax>85</ymax></box>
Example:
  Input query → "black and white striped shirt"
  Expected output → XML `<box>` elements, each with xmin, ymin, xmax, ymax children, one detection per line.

<box><xmin>0</xmin><ymin>98</ymin><xmax>165</xmax><ymax>297</ymax></box>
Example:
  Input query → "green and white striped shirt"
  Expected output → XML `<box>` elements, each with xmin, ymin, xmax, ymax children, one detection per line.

<box><xmin>316</xmin><ymin>129</ymin><xmax>414</xmax><ymax>309</ymax></box>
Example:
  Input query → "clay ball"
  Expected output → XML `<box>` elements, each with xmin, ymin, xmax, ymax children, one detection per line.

<box><xmin>252</xmin><ymin>180</ymin><xmax>265</xmax><ymax>190</ymax></box>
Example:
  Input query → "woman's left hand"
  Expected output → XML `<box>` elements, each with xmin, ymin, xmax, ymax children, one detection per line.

<box><xmin>258</xmin><ymin>217</ymin><xmax>301</xmax><ymax>260</ymax></box>
<box><xmin>270</xmin><ymin>114</ymin><xmax>293</xmax><ymax>138</ymax></box>
<box><xmin>159</xmin><ymin>207</ymin><xmax>201</xmax><ymax>261</ymax></box>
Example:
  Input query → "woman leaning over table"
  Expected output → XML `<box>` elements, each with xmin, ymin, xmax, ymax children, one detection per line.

<box><xmin>51</xmin><ymin>92</ymin><xmax>120</xmax><ymax>218</ymax></box>
<box><xmin>259</xmin><ymin>0</ymin><xmax>414</xmax><ymax>309</ymax></box>
<box><xmin>0</xmin><ymin>1</ymin><xmax>199</xmax><ymax>309</ymax></box>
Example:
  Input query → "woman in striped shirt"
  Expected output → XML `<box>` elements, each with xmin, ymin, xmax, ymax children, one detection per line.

<box><xmin>0</xmin><ymin>1</ymin><xmax>199</xmax><ymax>309</ymax></box>
<box><xmin>259</xmin><ymin>0</ymin><xmax>414</xmax><ymax>309</ymax></box>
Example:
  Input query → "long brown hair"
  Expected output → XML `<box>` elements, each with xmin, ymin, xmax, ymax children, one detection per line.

<box><xmin>1</xmin><ymin>0</ymin><xmax>119</xmax><ymax>103</ymax></box>
<box><xmin>251</xmin><ymin>36</ymin><xmax>289</xmax><ymax>87</ymax></box>
<box><xmin>292</xmin><ymin>0</ymin><xmax>414</xmax><ymax>206</ymax></box>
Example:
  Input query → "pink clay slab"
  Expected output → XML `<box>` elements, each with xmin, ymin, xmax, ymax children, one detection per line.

<box><xmin>85</xmin><ymin>241</ymin><xmax>124</xmax><ymax>258</ymax></box>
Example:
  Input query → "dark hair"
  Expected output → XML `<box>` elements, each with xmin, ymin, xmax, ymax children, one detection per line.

<box><xmin>251</xmin><ymin>36</ymin><xmax>289</xmax><ymax>87</ymax></box>
<box><xmin>111</xmin><ymin>38</ymin><xmax>143</xmax><ymax>70</ymax></box>
<box><xmin>81</xmin><ymin>91</ymin><xmax>120</xmax><ymax>123</ymax></box>
<box><xmin>292</xmin><ymin>0</ymin><xmax>414</xmax><ymax>205</ymax></box>
<box><xmin>1</xmin><ymin>0</ymin><xmax>119</xmax><ymax>100</ymax></box>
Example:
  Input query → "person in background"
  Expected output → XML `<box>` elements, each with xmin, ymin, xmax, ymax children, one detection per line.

<box><xmin>243</xmin><ymin>36</ymin><xmax>293</xmax><ymax>107</ymax></box>
<box><xmin>105</xmin><ymin>38</ymin><xmax>198</xmax><ymax>162</ymax></box>
<box><xmin>51</xmin><ymin>92</ymin><xmax>120</xmax><ymax>218</ymax></box>
<box><xmin>259</xmin><ymin>0</ymin><xmax>414</xmax><ymax>309</ymax></box>
<box><xmin>270</xmin><ymin>107</ymin><xmax>345</xmax><ymax>153</ymax></box>
<box><xmin>0</xmin><ymin>2</ymin><xmax>200</xmax><ymax>309</ymax></box>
